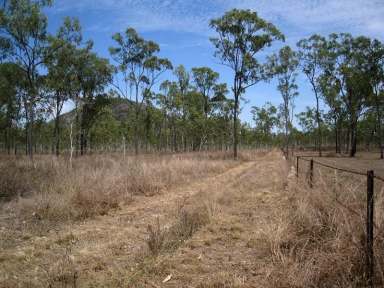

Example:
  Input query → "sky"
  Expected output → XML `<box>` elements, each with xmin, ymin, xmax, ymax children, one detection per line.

<box><xmin>45</xmin><ymin>0</ymin><xmax>384</xmax><ymax>126</ymax></box>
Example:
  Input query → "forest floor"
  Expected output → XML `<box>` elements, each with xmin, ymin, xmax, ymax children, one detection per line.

<box><xmin>0</xmin><ymin>150</ymin><xmax>290</xmax><ymax>287</ymax></box>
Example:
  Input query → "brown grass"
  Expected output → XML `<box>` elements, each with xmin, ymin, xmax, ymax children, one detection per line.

<box><xmin>0</xmin><ymin>151</ymin><xmax>249</xmax><ymax>287</ymax></box>
<box><xmin>146</xmin><ymin>200</ymin><xmax>211</xmax><ymax>256</ymax></box>
<box><xmin>0</xmin><ymin>152</ymin><xmax>239</xmax><ymax>226</ymax></box>
<box><xmin>3</xmin><ymin>149</ymin><xmax>381</xmax><ymax>287</ymax></box>
<box><xmin>263</xmin><ymin>161</ymin><xmax>384</xmax><ymax>287</ymax></box>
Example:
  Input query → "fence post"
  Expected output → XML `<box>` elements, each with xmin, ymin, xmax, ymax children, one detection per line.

<box><xmin>366</xmin><ymin>170</ymin><xmax>374</xmax><ymax>287</ymax></box>
<box><xmin>309</xmin><ymin>159</ymin><xmax>314</xmax><ymax>188</ymax></box>
<box><xmin>296</xmin><ymin>156</ymin><xmax>299</xmax><ymax>178</ymax></box>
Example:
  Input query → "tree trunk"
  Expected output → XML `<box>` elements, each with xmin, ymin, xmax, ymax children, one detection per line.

<box><xmin>5</xmin><ymin>124</ymin><xmax>11</xmax><ymax>155</ymax></box>
<box><xmin>54</xmin><ymin>96</ymin><xmax>62</xmax><ymax>157</ymax></box>
<box><xmin>335</xmin><ymin>119</ymin><xmax>339</xmax><ymax>154</ymax></box>
<box><xmin>145</xmin><ymin>106</ymin><xmax>151</xmax><ymax>152</ymax></box>
<box><xmin>233</xmin><ymin>94</ymin><xmax>239</xmax><ymax>160</ymax></box>
<box><xmin>284</xmin><ymin>97</ymin><xmax>290</xmax><ymax>158</ymax></box>
<box><xmin>285</xmin><ymin>119</ymin><xmax>289</xmax><ymax>157</ymax></box>
<box><xmin>345</xmin><ymin>127</ymin><xmax>350</xmax><ymax>154</ymax></box>
<box><xmin>26</xmin><ymin>104</ymin><xmax>34</xmax><ymax>160</ymax></box>
<box><xmin>315</xmin><ymin>94</ymin><xmax>322</xmax><ymax>157</ymax></box>
<box><xmin>134</xmin><ymin>84</ymin><xmax>139</xmax><ymax>156</ymax></box>
<box><xmin>172</xmin><ymin>119</ymin><xmax>177</xmax><ymax>152</ymax></box>
<box><xmin>349</xmin><ymin>120</ymin><xmax>357</xmax><ymax>157</ymax></box>
<box><xmin>5</xmin><ymin>102</ymin><xmax>13</xmax><ymax>155</ymax></box>
<box><xmin>54</xmin><ymin>114</ymin><xmax>60</xmax><ymax>156</ymax></box>
<box><xmin>75</xmin><ymin>100</ymin><xmax>80</xmax><ymax>157</ymax></box>
<box><xmin>80</xmin><ymin>107</ymin><xmax>85</xmax><ymax>156</ymax></box>
<box><xmin>376</xmin><ymin>106</ymin><xmax>383</xmax><ymax>159</ymax></box>
<box><xmin>80</xmin><ymin>130</ymin><xmax>85</xmax><ymax>156</ymax></box>
<box><xmin>80</xmin><ymin>103</ymin><xmax>88</xmax><ymax>156</ymax></box>
<box><xmin>69</xmin><ymin>123</ymin><xmax>73</xmax><ymax>168</ymax></box>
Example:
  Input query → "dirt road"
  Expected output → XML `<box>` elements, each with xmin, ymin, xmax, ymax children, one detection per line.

<box><xmin>0</xmin><ymin>151</ymin><xmax>288</xmax><ymax>287</ymax></box>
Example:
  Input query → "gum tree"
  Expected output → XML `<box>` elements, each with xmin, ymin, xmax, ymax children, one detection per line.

<box><xmin>324</xmin><ymin>34</ymin><xmax>372</xmax><ymax>157</ymax></box>
<box><xmin>251</xmin><ymin>102</ymin><xmax>277</xmax><ymax>145</ymax></box>
<box><xmin>268</xmin><ymin>46</ymin><xmax>299</xmax><ymax>156</ymax></box>
<box><xmin>210</xmin><ymin>9</ymin><xmax>284</xmax><ymax>159</ymax></box>
<box><xmin>109</xmin><ymin>28</ymin><xmax>172</xmax><ymax>155</ymax></box>
<box><xmin>366</xmin><ymin>39</ymin><xmax>384</xmax><ymax>159</ymax></box>
<box><xmin>0</xmin><ymin>0</ymin><xmax>53</xmax><ymax>158</ymax></box>
<box><xmin>174</xmin><ymin>65</ymin><xmax>190</xmax><ymax>151</ymax></box>
<box><xmin>46</xmin><ymin>17</ymin><xmax>82</xmax><ymax>156</ymax></box>
<box><xmin>0</xmin><ymin>62</ymin><xmax>23</xmax><ymax>154</ymax></box>
<box><xmin>191</xmin><ymin>67</ymin><xmax>219</xmax><ymax>118</ymax></box>
<box><xmin>297</xmin><ymin>35</ymin><xmax>327</xmax><ymax>156</ymax></box>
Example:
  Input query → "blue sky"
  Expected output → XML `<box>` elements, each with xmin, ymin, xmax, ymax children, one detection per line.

<box><xmin>45</xmin><ymin>0</ymin><xmax>384</xmax><ymax>126</ymax></box>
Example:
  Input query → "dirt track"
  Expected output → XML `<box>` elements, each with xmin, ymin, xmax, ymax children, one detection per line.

<box><xmin>0</xmin><ymin>151</ymin><xmax>289</xmax><ymax>287</ymax></box>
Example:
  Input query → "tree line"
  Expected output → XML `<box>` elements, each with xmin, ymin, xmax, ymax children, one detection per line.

<box><xmin>0</xmin><ymin>1</ymin><xmax>383</xmax><ymax>159</ymax></box>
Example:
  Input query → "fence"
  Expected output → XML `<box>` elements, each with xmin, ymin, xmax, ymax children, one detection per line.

<box><xmin>294</xmin><ymin>154</ymin><xmax>384</xmax><ymax>287</ymax></box>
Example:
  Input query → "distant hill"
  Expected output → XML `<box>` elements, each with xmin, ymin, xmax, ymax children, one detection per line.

<box><xmin>58</xmin><ymin>97</ymin><xmax>138</xmax><ymax>125</ymax></box>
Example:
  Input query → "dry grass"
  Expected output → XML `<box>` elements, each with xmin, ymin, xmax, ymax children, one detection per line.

<box><xmin>146</xmin><ymin>200</ymin><xmax>211</xmax><ymax>256</ymax></box>
<box><xmin>3</xmin><ymin>149</ymin><xmax>380</xmax><ymax>287</ymax></box>
<box><xmin>1</xmin><ymin>151</ymin><xmax>250</xmax><ymax>287</ymax></box>
<box><xmin>0</xmin><ymin>152</ymin><xmax>239</xmax><ymax>226</ymax></box>
<box><xmin>110</xmin><ymin>150</ymin><xmax>288</xmax><ymax>288</ymax></box>
<box><xmin>263</xmin><ymin>162</ymin><xmax>384</xmax><ymax>287</ymax></box>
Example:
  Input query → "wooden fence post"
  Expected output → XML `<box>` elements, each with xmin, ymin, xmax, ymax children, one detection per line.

<box><xmin>296</xmin><ymin>156</ymin><xmax>299</xmax><ymax>178</ymax></box>
<box><xmin>309</xmin><ymin>159</ymin><xmax>314</xmax><ymax>188</ymax></box>
<box><xmin>366</xmin><ymin>170</ymin><xmax>374</xmax><ymax>287</ymax></box>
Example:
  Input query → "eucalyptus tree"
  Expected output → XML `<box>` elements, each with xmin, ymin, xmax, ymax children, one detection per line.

<box><xmin>174</xmin><ymin>65</ymin><xmax>190</xmax><ymax>99</ymax></box>
<box><xmin>142</xmin><ymin>55</ymin><xmax>172</xmax><ymax>150</ymax></box>
<box><xmin>366</xmin><ymin>39</ymin><xmax>384</xmax><ymax>159</ymax></box>
<box><xmin>210</xmin><ymin>9</ymin><xmax>284</xmax><ymax>159</ymax></box>
<box><xmin>109</xmin><ymin>28</ymin><xmax>172</xmax><ymax>154</ymax></box>
<box><xmin>89</xmin><ymin>106</ymin><xmax>120</xmax><ymax>151</ymax></box>
<box><xmin>319</xmin><ymin>73</ymin><xmax>345</xmax><ymax>153</ymax></box>
<box><xmin>192</xmin><ymin>66</ymin><xmax>228</xmax><ymax>148</ymax></box>
<box><xmin>268</xmin><ymin>46</ymin><xmax>299</xmax><ymax>155</ymax></box>
<box><xmin>297</xmin><ymin>35</ymin><xmax>327</xmax><ymax>156</ymax></box>
<box><xmin>174</xmin><ymin>65</ymin><xmax>190</xmax><ymax>150</ymax></box>
<box><xmin>158</xmin><ymin>80</ymin><xmax>181</xmax><ymax>151</ymax></box>
<box><xmin>78</xmin><ymin>53</ymin><xmax>113</xmax><ymax>155</ymax></box>
<box><xmin>208</xmin><ymin>83</ymin><xmax>230</xmax><ymax>149</ymax></box>
<box><xmin>45</xmin><ymin>17</ymin><xmax>82</xmax><ymax>156</ymax></box>
<box><xmin>215</xmin><ymin>96</ymin><xmax>234</xmax><ymax>150</ymax></box>
<box><xmin>191</xmin><ymin>67</ymin><xmax>219</xmax><ymax>118</ymax></box>
<box><xmin>324</xmin><ymin>34</ymin><xmax>372</xmax><ymax>157</ymax></box>
<box><xmin>296</xmin><ymin>107</ymin><xmax>317</xmax><ymax>136</ymax></box>
<box><xmin>211</xmin><ymin>83</ymin><xmax>229</xmax><ymax>116</ymax></box>
<box><xmin>0</xmin><ymin>62</ymin><xmax>23</xmax><ymax>154</ymax></box>
<box><xmin>251</xmin><ymin>102</ymin><xmax>277</xmax><ymax>143</ymax></box>
<box><xmin>0</xmin><ymin>0</ymin><xmax>53</xmax><ymax>158</ymax></box>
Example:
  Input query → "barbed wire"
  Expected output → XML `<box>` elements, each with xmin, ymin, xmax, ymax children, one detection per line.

<box><xmin>375</xmin><ymin>175</ymin><xmax>384</xmax><ymax>183</ymax></box>
<box><xmin>296</xmin><ymin>155</ymin><xmax>384</xmax><ymax>182</ymax></box>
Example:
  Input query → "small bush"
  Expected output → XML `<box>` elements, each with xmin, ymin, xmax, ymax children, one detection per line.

<box><xmin>147</xmin><ymin>218</ymin><xmax>165</xmax><ymax>256</ymax></box>
<box><xmin>146</xmin><ymin>206</ymin><xmax>210</xmax><ymax>256</ymax></box>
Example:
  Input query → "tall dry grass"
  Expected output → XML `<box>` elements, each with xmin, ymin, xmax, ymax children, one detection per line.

<box><xmin>0</xmin><ymin>152</ymin><xmax>239</xmax><ymax>225</ymax></box>
<box><xmin>263</xmin><ymin>162</ymin><xmax>384</xmax><ymax>287</ymax></box>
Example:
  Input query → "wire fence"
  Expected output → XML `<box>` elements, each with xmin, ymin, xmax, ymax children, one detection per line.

<box><xmin>293</xmin><ymin>154</ymin><xmax>384</xmax><ymax>287</ymax></box>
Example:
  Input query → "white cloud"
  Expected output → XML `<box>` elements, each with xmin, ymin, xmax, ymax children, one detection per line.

<box><xmin>53</xmin><ymin>0</ymin><xmax>384</xmax><ymax>40</ymax></box>
<box><xmin>54</xmin><ymin>0</ymin><xmax>219</xmax><ymax>34</ymax></box>
<box><xmin>222</xmin><ymin>0</ymin><xmax>384</xmax><ymax>39</ymax></box>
